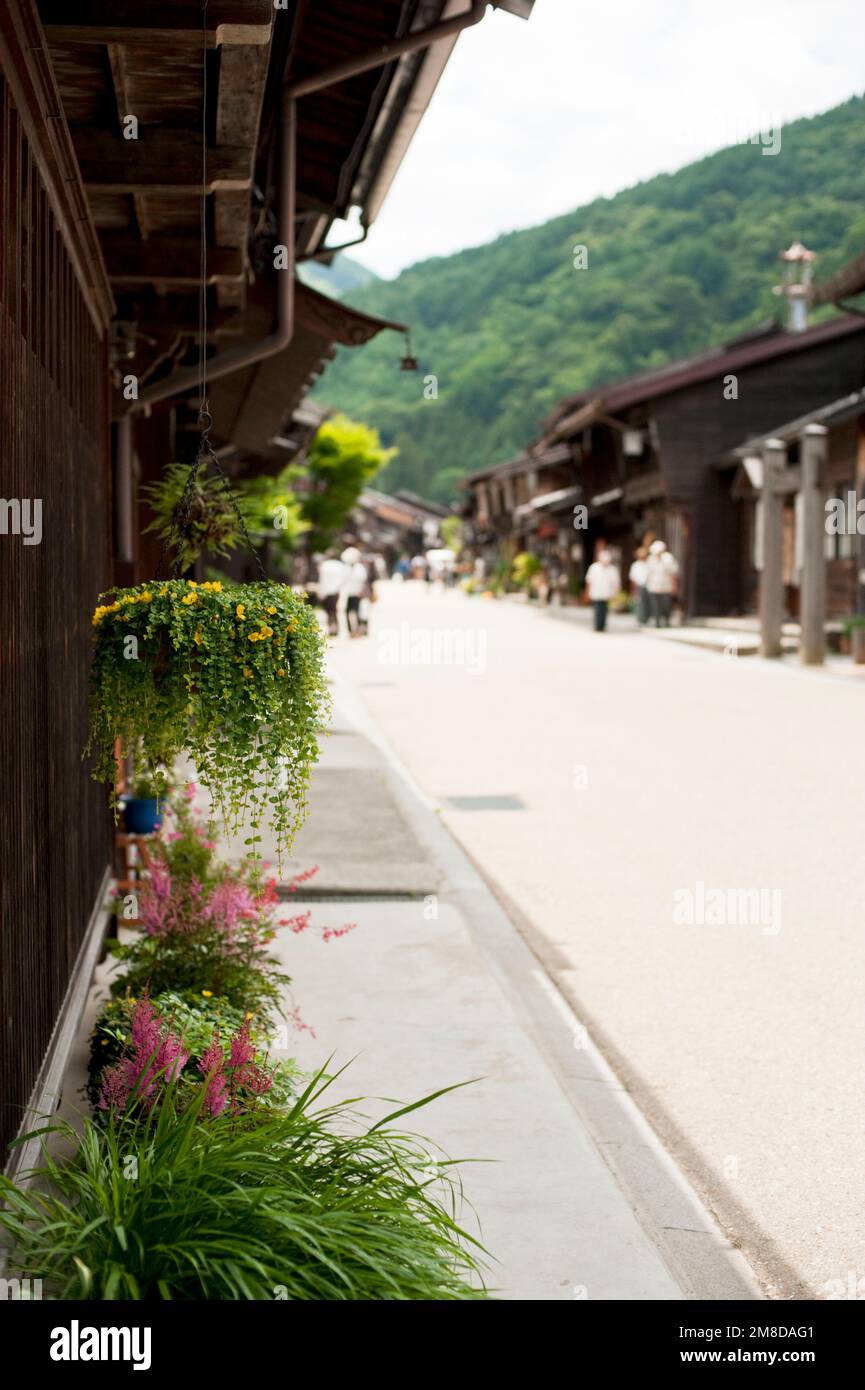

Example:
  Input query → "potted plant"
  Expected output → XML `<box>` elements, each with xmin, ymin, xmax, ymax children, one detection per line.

<box><xmin>122</xmin><ymin>766</ymin><xmax>169</xmax><ymax>835</ymax></box>
<box><xmin>86</xmin><ymin>579</ymin><xmax>329</xmax><ymax>864</ymax></box>
<box><xmin>511</xmin><ymin>551</ymin><xmax>542</xmax><ymax>596</ymax></box>
<box><xmin>610</xmin><ymin>589</ymin><xmax>634</xmax><ymax>614</ymax></box>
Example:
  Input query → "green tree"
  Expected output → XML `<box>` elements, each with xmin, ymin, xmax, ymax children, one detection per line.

<box><xmin>300</xmin><ymin>415</ymin><xmax>395</xmax><ymax>550</ymax></box>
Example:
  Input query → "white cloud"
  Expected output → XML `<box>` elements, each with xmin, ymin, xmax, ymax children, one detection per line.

<box><xmin>352</xmin><ymin>0</ymin><xmax>865</xmax><ymax>278</ymax></box>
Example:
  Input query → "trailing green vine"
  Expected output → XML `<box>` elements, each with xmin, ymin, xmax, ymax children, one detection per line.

<box><xmin>86</xmin><ymin>579</ymin><xmax>330</xmax><ymax>862</ymax></box>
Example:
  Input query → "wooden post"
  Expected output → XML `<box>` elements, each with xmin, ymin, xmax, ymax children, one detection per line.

<box><xmin>760</xmin><ymin>438</ymin><xmax>787</xmax><ymax>658</ymax></box>
<box><xmin>799</xmin><ymin>423</ymin><xmax>828</xmax><ymax>665</ymax></box>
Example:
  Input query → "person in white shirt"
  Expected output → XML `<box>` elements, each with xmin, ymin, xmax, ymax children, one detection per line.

<box><xmin>584</xmin><ymin>548</ymin><xmax>621</xmax><ymax>632</ymax></box>
<box><xmin>317</xmin><ymin>550</ymin><xmax>346</xmax><ymax>636</ymax></box>
<box><xmin>628</xmin><ymin>546</ymin><xmax>650</xmax><ymax>625</ymax></box>
<box><xmin>341</xmin><ymin>546</ymin><xmax>369</xmax><ymax>637</ymax></box>
<box><xmin>644</xmin><ymin>539</ymin><xmax>679</xmax><ymax>627</ymax></box>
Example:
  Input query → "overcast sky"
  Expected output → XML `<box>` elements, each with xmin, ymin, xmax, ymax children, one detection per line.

<box><xmin>348</xmin><ymin>0</ymin><xmax>865</xmax><ymax>279</ymax></box>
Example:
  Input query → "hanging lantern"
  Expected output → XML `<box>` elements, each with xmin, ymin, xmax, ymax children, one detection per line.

<box><xmin>399</xmin><ymin>330</ymin><xmax>419</xmax><ymax>371</ymax></box>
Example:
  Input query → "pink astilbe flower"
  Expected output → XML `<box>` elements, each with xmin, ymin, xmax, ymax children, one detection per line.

<box><xmin>99</xmin><ymin>998</ymin><xmax>189</xmax><ymax>1112</ymax></box>
<box><xmin>225</xmin><ymin>1018</ymin><xmax>274</xmax><ymax>1107</ymax></box>
<box><xmin>199</xmin><ymin>1033</ymin><xmax>229</xmax><ymax>1117</ymax></box>
<box><xmin>204</xmin><ymin>881</ymin><xmax>259</xmax><ymax>944</ymax></box>
<box><xmin>138</xmin><ymin>862</ymin><xmax>177</xmax><ymax>937</ymax></box>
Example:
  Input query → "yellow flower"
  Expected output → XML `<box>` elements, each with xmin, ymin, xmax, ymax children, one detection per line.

<box><xmin>140</xmin><ymin>590</ymin><xmax>153</xmax><ymax>603</ymax></box>
<box><xmin>267</xmin><ymin>606</ymin><xmax>277</xmax><ymax>615</ymax></box>
<box><xmin>248</xmin><ymin>632</ymin><xmax>259</xmax><ymax>643</ymax></box>
<box><xmin>193</xmin><ymin>630</ymin><xmax>202</xmax><ymax>645</ymax></box>
<box><xmin>277</xmin><ymin>668</ymin><xmax>285</xmax><ymax>677</ymax></box>
<box><xmin>181</xmin><ymin>593</ymin><xmax>197</xmax><ymax>606</ymax></box>
<box><xmin>100</xmin><ymin>1039</ymin><xmax>108</xmax><ymax>1047</ymax></box>
<box><xmin>245</xmin><ymin>1012</ymin><xmax>254</xmax><ymax>1020</ymax></box>
<box><xmin>236</xmin><ymin>604</ymin><xmax>245</xmax><ymax>620</ymax></box>
<box><xmin>201</xmin><ymin>989</ymin><xmax>213</xmax><ymax>998</ymax></box>
<box><xmin>187</xmin><ymin>580</ymin><xmax>198</xmax><ymax>587</ymax></box>
<box><xmin>243</xmin><ymin>666</ymin><xmax>252</xmax><ymax>677</ymax></box>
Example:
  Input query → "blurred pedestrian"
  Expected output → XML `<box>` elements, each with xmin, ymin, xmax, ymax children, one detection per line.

<box><xmin>341</xmin><ymin>546</ymin><xmax>369</xmax><ymax>637</ymax></box>
<box><xmin>629</xmin><ymin>546</ymin><xmax>650</xmax><ymax>625</ymax></box>
<box><xmin>585</xmin><ymin>548</ymin><xmax>620</xmax><ymax>632</ymax></box>
<box><xmin>645</xmin><ymin>539</ymin><xmax>679</xmax><ymax>627</ymax></box>
<box><xmin>318</xmin><ymin>548</ymin><xmax>346</xmax><ymax>636</ymax></box>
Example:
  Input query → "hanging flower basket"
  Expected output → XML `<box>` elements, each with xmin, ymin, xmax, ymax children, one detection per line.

<box><xmin>86</xmin><ymin>579</ymin><xmax>329</xmax><ymax>861</ymax></box>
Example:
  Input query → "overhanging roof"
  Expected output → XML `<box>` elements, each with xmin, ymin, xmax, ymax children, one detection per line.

<box><xmin>545</xmin><ymin>315</ymin><xmax>865</xmax><ymax>444</ymax></box>
<box><xmin>207</xmin><ymin>279</ymin><xmax>405</xmax><ymax>461</ymax></box>
<box><xmin>38</xmin><ymin>1</ymin><xmax>471</xmax><ymax>420</ymax></box>
<box><xmin>465</xmin><ymin>441</ymin><xmax>572</xmax><ymax>485</ymax></box>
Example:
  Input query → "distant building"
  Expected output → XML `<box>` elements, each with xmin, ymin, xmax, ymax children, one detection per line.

<box><xmin>465</xmin><ymin>314</ymin><xmax>865</xmax><ymax>616</ymax></box>
<box><xmin>349</xmin><ymin>488</ymin><xmax>449</xmax><ymax>565</ymax></box>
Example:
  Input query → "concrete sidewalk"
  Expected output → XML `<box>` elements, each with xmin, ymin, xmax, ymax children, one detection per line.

<box><xmin>262</xmin><ymin>678</ymin><xmax>760</xmax><ymax>1301</ymax></box>
<box><xmin>57</xmin><ymin>673</ymin><xmax>761</xmax><ymax>1300</ymax></box>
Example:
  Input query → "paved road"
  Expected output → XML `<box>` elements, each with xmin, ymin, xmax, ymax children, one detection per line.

<box><xmin>329</xmin><ymin>580</ymin><xmax>865</xmax><ymax>1299</ymax></box>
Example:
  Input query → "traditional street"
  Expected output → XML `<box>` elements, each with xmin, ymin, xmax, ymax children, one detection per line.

<box><xmin>320</xmin><ymin>580</ymin><xmax>865</xmax><ymax>1299</ymax></box>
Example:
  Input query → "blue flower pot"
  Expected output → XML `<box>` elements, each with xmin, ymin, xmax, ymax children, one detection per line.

<box><xmin>123</xmin><ymin>798</ymin><xmax>163</xmax><ymax>835</ymax></box>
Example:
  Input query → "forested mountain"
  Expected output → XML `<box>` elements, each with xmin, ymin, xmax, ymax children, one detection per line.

<box><xmin>297</xmin><ymin>252</ymin><xmax>379</xmax><ymax>297</ymax></box>
<box><xmin>310</xmin><ymin>96</ymin><xmax>865</xmax><ymax>503</ymax></box>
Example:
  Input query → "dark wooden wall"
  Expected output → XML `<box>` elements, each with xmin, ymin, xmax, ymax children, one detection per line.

<box><xmin>652</xmin><ymin>331</ymin><xmax>865</xmax><ymax>613</ymax></box>
<box><xmin>0</xmin><ymin>67</ymin><xmax>112</xmax><ymax>1159</ymax></box>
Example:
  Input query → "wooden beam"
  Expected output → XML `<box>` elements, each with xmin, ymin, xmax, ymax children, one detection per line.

<box><xmin>40</xmin><ymin>2</ymin><xmax>273</xmax><ymax>47</ymax></box>
<box><xmin>216</xmin><ymin>45</ymin><xmax>270</xmax><ymax>146</ymax></box>
<box><xmin>102</xmin><ymin>237</ymin><xmax>245</xmax><ymax>286</ymax></box>
<box><xmin>75</xmin><ymin>130</ymin><xmax>252</xmax><ymax>193</ymax></box>
<box><xmin>105</xmin><ymin>43</ymin><xmax>151</xmax><ymax>239</ymax></box>
<box><xmin>214</xmin><ymin>189</ymin><xmax>251</xmax><ymax>248</ymax></box>
<box><xmin>132</xmin><ymin>310</ymin><xmax>246</xmax><ymax>338</ymax></box>
<box><xmin>212</xmin><ymin>44</ymin><xmax>269</xmax><ymax>300</ymax></box>
<box><xmin>799</xmin><ymin>425</ymin><xmax>828</xmax><ymax>666</ymax></box>
<box><xmin>759</xmin><ymin>440</ymin><xmax>787</xmax><ymax>659</ymax></box>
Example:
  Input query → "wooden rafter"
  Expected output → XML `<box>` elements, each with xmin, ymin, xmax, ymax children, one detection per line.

<box><xmin>76</xmin><ymin>131</ymin><xmax>253</xmax><ymax>193</ymax></box>
<box><xmin>105</xmin><ymin>42</ymin><xmax>149</xmax><ymax>239</ymax></box>
<box><xmin>102</xmin><ymin>237</ymin><xmax>244</xmax><ymax>286</ymax></box>
<box><xmin>40</xmin><ymin>1</ymin><xmax>273</xmax><ymax>47</ymax></box>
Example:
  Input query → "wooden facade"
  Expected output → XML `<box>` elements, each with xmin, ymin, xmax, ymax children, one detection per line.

<box><xmin>0</xmin><ymin>4</ymin><xmax>113</xmax><ymax>1160</ymax></box>
<box><xmin>466</xmin><ymin>316</ymin><xmax>865</xmax><ymax>617</ymax></box>
<box><xmin>0</xmin><ymin>0</ymin><xmax>494</xmax><ymax>1163</ymax></box>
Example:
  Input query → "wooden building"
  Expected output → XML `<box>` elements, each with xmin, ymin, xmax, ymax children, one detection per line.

<box><xmin>463</xmin><ymin>443</ymin><xmax>578</xmax><ymax>585</ymax></box>
<box><xmin>0</xmin><ymin>0</ymin><xmax>524</xmax><ymax>1165</ymax></box>
<box><xmin>349</xmin><ymin>487</ymin><xmax>449</xmax><ymax>566</ymax></box>
<box><xmin>466</xmin><ymin>314</ymin><xmax>865</xmax><ymax>615</ymax></box>
<box><xmin>725</xmin><ymin>389</ymin><xmax>865</xmax><ymax>620</ymax></box>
